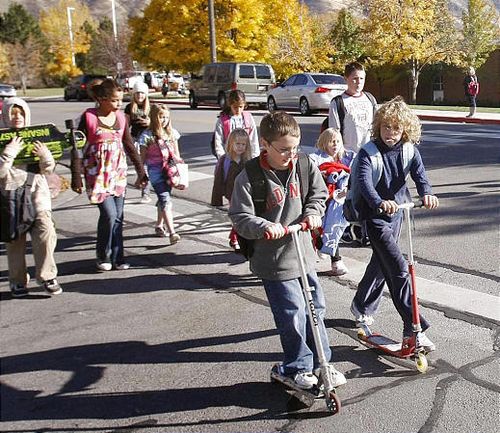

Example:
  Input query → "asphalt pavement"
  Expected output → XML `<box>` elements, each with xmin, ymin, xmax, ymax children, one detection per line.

<box><xmin>1</xmin><ymin>101</ymin><xmax>498</xmax><ymax>432</ymax></box>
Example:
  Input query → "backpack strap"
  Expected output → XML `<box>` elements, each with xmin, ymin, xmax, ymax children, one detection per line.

<box><xmin>245</xmin><ymin>157</ymin><xmax>267</xmax><ymax>217</ymax></box>
<box><xmin>296</xmin><ymin>152</ymin><xmax>309</xmax><ymax>207</ymax></box>
<box><xmin>363</xmin><ymin>141</ymin><xmax>383</xmax><ymax>186</ymax></box>
<box><xmin>333</xmin><ymin>94</ymin><xmax>345</xmax><ymax>136</ymax></box>
<box><xmin>220</xmin><ymin>114</ymin><xmax>231</xmax><ymax>142</ymax></box>
<box><xmin>364</xmin><ymin>91</ymin><xmax>378</xmax><ymax>117</ymax></box>
<box><xmin>402</xmin><ymin>142</ymin><xmax>415</xmax><ymax>178</ymax></box>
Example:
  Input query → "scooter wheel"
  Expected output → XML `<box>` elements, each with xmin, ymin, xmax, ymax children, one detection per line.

<box><xmin>357</xmin><ymin>327</ymin><xmax>366</xmax><ymax>338</ymax></box>
<box><xmin>326</xmin><ymin>391</ymin><xmax>341</xmax><ymax>414</ymax></box>
<box><xmin>415</xmin><ymin>352</ymin><xmax>428</xmax><ymax>373</ymax></box>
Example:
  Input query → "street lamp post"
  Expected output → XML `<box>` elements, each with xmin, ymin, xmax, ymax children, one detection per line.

<box><xmin>110</xmin><ymin>0</ymin><xmax>118</xmax><ymax>42</ymax></box>
<box><xmin>67</xmin><ymin>6</ymin><xmax>76</xmax><ymax>67</ymax></box>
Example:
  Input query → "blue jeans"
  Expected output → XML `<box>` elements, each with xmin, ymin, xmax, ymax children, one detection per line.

<box><xmin>353</xmin><ymin>213</ymin><xmax>403</xmax><ymax>317</ymax></box>
<box><xmin>262</xmin><ymin>271</ymin><xmax>332</xmax><ymax>375</ymax></box>
<box><xmin>364</xmin><ymin>214</ymin><xmax>429</xmax><ymax>336</ymax></box>
<box><xmin>96</xmin><ymin>195</ymin><xmax>125</xmax><ymax>265</ymax></box>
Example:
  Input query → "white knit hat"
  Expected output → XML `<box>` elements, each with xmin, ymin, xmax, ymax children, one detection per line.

<box><xmin>132</xmin><ymin>81</ymin><xmax>149</xmax><ymax>94</ymax></box>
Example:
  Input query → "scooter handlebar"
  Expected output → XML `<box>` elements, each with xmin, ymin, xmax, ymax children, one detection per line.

<box><xmin>376</xmin><ymin>200</ymin><xmax>424</xmax><ymax>215</ymax></box>
<box><xmin>264</xmin><ymin>222</ymin><xmax>309</xmax><ymax>240</ymax></box>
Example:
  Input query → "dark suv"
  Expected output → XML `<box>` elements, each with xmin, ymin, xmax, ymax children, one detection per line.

<box><xmin>64</xmin><ymin>74</ymin><xmax>107</xmax><ymax>101</ymax></box>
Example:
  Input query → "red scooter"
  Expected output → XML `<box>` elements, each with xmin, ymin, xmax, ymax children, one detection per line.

<box><xmin>357</xmin><ymin>201</ymin><xmax>429</xmax><ymax>373</ymax></box>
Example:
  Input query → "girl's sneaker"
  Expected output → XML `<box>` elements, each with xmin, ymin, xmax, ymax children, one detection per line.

<box><xmin>155</xmin><ymin>226</ymin><xmax>168</xmax><ymax>237</ymax></box>
<box><xmin>330</xmin><ymin>259</ymin><xmax>348</xmax><ymax>276</ymax></box>
<box><xmin>96</xmin><ymin>261</ymin><xmax>112</xmax><ymax>271</ymax></box>
<box><xmin>43</xmin><ymin>279</ymin><xmax>63</xmax><ymax>295</ymax></box>
<box><xmin>293</xmin><ymin>371</ymin><xmax>318</xmax><ymax>390</ymax></box>
<box><xmin>169</xmin><ymin>233</ymin><xmax>181</xmax><ymax>245</ymax></box>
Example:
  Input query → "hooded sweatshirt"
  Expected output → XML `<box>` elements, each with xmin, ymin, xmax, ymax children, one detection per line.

<box><xmin>0</xmin><ymin>97</ymin><xmax>55</xmax><ymax>214</ymax></box>
<box><xmin>229</xmin><ymin>152</ymin><xmax>328</xmax><ymax>281</ymax></box>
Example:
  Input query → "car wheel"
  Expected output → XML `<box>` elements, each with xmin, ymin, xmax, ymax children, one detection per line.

<box><xmin>77</xmin><ymin>91</ymin><xmax>83</xmax><ymax>101</ymax></box>
<box><xmin>267</xmin><ymin>96</ymin><xmax>277</xmax><ymax>112</ymax></box>
<box><xmin>64</xmin><ymin>91</ymin><xmax>70</xmax><ymax>101</ymax></box>
<box><xmin>299</xmin><ymin>97</ymin><xmax>311</xmax><ymax>115</ymax></box>
<box><xmin>189</xmin><ymin>91</ymin><xmax>198</xmax><ymax>109</ymax></box>
<box><xmin>217</xmin><ymin>92</ymin><xmax>226</xmax><ymax>109</ymax></box>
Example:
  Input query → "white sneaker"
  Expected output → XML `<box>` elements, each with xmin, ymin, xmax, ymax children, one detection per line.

<box><xmin>330</xmin><ymin>259</ymin><xmax>348</xmax><ymax>276</ymax></box>
<box><xmin>314</xmin><ymin>365</ymin><xmax>347</xmax><ymax>388</ymax></box>
<box><xmin>350</xmin><ymin>300</ymin><xmax>375</xmax><ymax>326</ymax></box>
<box><xmin>293</xmin><ymin>371</ymin><xmax>318</xmax><ymax>390</ymax></box>
<box><xmin>416</xmin><ymin>332</ymin><xmax>436</xmax><ymax>352</ymax></box>
<box><xmin>96</xmin><ymin>261</ymin><xmax>112</xmax><ymax>271</ymax></box>
<box><xmin>317</xmin><ymin>250</ymin><xmax>329</xmax><ymax>260</ymax></box>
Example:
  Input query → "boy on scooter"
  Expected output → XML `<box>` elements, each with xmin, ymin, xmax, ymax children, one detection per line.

<box><xmin>229</xmin><ymin>111</ymin><xmax>346</xmax><ymax>390</ymax></box>
<box><xmin>351</xmin><ymin>96</ymin><xmax>439</xmax><ymax>350</ymax></box>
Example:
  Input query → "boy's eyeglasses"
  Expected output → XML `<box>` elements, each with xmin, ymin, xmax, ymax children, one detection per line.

<box><xmin>269</xmin><ymin>143</ymin><xmax>301</xmax><ymax>156</ymax></box>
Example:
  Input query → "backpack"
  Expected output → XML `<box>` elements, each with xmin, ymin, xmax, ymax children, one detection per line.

<box><xmin>210</xmin><ymin>111</ymin><xmax>253</xmax><ymax>157</ymax></box>
<box><xmin>236</xmin><ymin>153</ymin><xmax>310</xmax><ymax>260</ymax></box>
<box><xmin>330</xmin><ymin>91</ymin><xmax>377</xmax><ymax>136</ymax></box>
<box><xmin>467</xmin><ymin>80</ymin><xmax>479</xmax><ymax>96</ymax></box>
<box><xmin>343</xmin><ymin>141</ymin><xmax>415</xmax><ymax>222</ymax></box>
<box><xmin>0</xmin><ymin>173</ymin><xmax>36</xmax><ymax>242</ymax></box>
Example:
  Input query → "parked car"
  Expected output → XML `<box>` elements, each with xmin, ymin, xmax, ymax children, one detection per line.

<box><xmin>0</xmin><ymin>83</ymin><xmax>16</xmax><ymax>99</ymax></box>
<box><xmin>266</xmin><ymin>73</ymin><xmax>347</xmax><ymax>115</ymax></box>
<box><xmin>64</xmin><ymin>74</ymin><xmax>107</xmax><ymax>101</ymax></box>
<box><xmin>0</xmin><ymin>83</ymin><xmax>16</xmax><ymax>117</ymax></box>
<box><xmin>144</xmin><ymin>72</ymin><xmax>164</xmax><ymax>91</ymax></box>
<box><xmin>162</xmin><ymin>72</ymin><xmax>186</xmax><ymax>96</ymax></box>
<box><xmin>115</xmin><ymin>71</ymin><xmax>147</xmax><ymax>91</ymax></box>
<box><xmin>189</xmin><ymin>62</ymin><xmax>276</xmax><ymax>109</ymax></box>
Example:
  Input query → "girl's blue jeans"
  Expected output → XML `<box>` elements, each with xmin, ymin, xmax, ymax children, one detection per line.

<box><xmin>262</xmin><ymin>271</ymin><xmax>332</xmax><ymax>375</ymax></box>
<box><xmin>96</xmin><ymin>194</ymin><xmax>125</xmax><ymax>265</ymax></box>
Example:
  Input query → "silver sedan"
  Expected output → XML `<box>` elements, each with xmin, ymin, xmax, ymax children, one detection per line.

<box><xmin>0</xmin><ymin>83</ymin><xmax>16</xmax><ymax>99</ymax></box>
<box><xmin>267</xmin><ymin>73</ymin><xmax>347</xmax><ymax>115</ymax></box>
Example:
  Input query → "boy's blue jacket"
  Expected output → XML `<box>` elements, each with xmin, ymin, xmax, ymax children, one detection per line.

<box><xmin>357</xmin><ymin>139</ymin><xmax>432</xmax><ymax>219</ymax></box>
<box><xmin>229</xmin><ymin>152</ymin><xmax>328</xmax><ymax>281</ymax></box>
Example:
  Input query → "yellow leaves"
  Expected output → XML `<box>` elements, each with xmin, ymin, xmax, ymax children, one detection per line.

<box><xmin>39</xmin><ymin>0</ymin><xmax>95</xmax><ymax>77</ymax></box>
<box><xmin>0</xmin><ymin>43</ymin><xmax>9</xmax><ymax>80</ymax></box>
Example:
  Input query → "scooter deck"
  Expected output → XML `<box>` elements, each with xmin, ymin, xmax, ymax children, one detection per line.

<box><xmin>0</xmin><ymin>123</ymin><xmax>85</xmax><ymax>165</ymax></box>
<box><xmin>270</xmin><ymin>366</ymin><xmax>319</xmax><ymax>408</ymax></box>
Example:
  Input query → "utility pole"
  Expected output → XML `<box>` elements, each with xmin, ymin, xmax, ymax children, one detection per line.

<box><xmin>110</xmin><ymin>0</ymin><xmax>118</xmax><ymax>42</ymax></box>
<box><xmin>208</xmin><ymin>0</ymin><xmax>217</xmax><ymax>62</ymax></box>
<box><xmin>66</xmin><ymin>7</ymin><xmax>76</xmax><ymax>67</ymax></box>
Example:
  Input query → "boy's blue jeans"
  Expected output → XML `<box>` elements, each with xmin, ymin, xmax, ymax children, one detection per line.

<box><xmin>96</xmin><ymin>195</ymin><xmax>125</xmax><ymax>265</ymax></box>
<box><xmin>364</xmin><ymin>216</ymin><xmax>430</xmax><ymax>336</ymax></box>
<box><xmin>262</xmin><ymin>271</ymin><xmax>332</xmax><ymax>375</ymax></box>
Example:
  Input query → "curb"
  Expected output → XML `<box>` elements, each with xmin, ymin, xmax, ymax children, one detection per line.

<box><xmin>417</xmin><ymin>114</ymin><xmax>500</xmax><ymax>125</ymax></box>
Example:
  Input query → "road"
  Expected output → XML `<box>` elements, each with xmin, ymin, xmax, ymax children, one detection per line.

<box><xmin>1</xmin><ymin>98</ymin><xmax>497</xmax><ymax>433</ymax></box>
<box><xmin>29</xmin><ymin>99</ymin><xmax>500</xmax><ymax>292</ymax></box>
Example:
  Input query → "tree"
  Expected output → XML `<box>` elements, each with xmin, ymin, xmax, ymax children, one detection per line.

<box><xmin>362</xmin><ymin>0</ymin><xmax>460</xmax><ymax>103</ymax></box>
<box><xmin>0</xmin><ymin>3</ymin><xmax>41</xmax><ymax>45</ymax></box>
<box><xmin>0</xmin><ymin>3</ymin><xmax>46</xmax><ymax>93</ymax></box>
<box><xmin>461</xmin><ymin>0</ymin><xmax>500</xmax><ymax>69</ymax></box>
<box><xmin>83</xmin><ymin>18</ymin><xmax>134</xmax><ymax>75</ymax></box>
<box><xmin>328</xmin><ymin>9</ymin><xmax>366</xmax><ymax>73</ymax></box>
<box><xmin>128</xmin><ymin>0</ymin><xmax>328</xmax><ymax>78</ymax></box>
<box><xmin>39</xmin><ymin>0</ymin><xmax>95</xmax><ymax>79</ymax></box>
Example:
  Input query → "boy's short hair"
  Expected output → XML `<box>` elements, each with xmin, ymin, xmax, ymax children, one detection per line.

<box><xmin>344</xmin><ymin>62</ymin><xmax>365</xmax><ymax>77</ymax></box>
<box><xmin>372</xmin><ymin>96</ymin><xmax>421</xmax><ymax>144</ymax></box>
<box><xmin>260</xmin><ymin>111</ymin><xmax>300</xmax><ymax>143</ymax></box>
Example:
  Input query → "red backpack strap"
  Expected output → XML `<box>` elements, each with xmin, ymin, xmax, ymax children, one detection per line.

<box><xmin>220</xmin><ymin>114</ymin><xmax>231</xmax><ymax>141</ymax></box>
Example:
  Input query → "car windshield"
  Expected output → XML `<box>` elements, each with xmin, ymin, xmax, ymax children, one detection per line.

<box><xmin>311</xmin><ymin>75</ymin><xmax>346</xmax><ymax>85</ymax></box>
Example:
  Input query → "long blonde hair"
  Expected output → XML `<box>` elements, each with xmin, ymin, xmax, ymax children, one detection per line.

<box><xmin>315</xmin><ymin>128</ymin><xmax>345</xmax><ymax>160</ymax></box>
<box><xmin>149</xmin><ymin>104</ymin><xmax>173</xmax><ymax>140</ymax></box>
<box><xmin>130</xmin><ymin>91</ymin><xmax>150</xmax><ymax>119</ymax></box>
<box><xmin>372</xmin><ymin>96</ymin><xmax>421</xmax><ymax>144</ymax></box>
<box><xmin>226</xmin><ymin>128</ymin><xmax>251</xmax><ymax>162</ymax></box>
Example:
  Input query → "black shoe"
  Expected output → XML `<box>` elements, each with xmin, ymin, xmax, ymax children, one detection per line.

<box><xmin>10</xmin><ymin>282</ymin><xmax>28</xmax><ymax>298</ymax></box>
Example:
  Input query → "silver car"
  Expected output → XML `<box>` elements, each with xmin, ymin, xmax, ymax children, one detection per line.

<box><xmin>267</xmin><ymin>73</ymin><xmax>347</xmax><ymax>115</ymax></box>
<box><xmin>0</xmin><ymin>83</ymin><xmax>16</xmax><ymax>99</ymax></box>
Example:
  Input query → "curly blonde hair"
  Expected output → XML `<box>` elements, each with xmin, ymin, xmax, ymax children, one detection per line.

<box><xmin>372</xmin><ymin>96</ymin><xmax>421</xmax><ymax>144</ymax></box>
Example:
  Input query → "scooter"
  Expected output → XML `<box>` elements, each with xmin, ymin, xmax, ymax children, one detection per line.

<box><xmin>267</xmin><ymin>223</ymin><xmax>341</xmax><ymax>414</ymax></box>
<box><xmin>356</xmin><ymin>201</ymin><xmax>429</xmax><ymax>373</ymax></box>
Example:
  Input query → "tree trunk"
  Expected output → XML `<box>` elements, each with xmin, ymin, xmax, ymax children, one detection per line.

<box><xmin>409</xmin><ymin>61</ymin><xmax>419</xmax><ymax>104</ymax></box>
